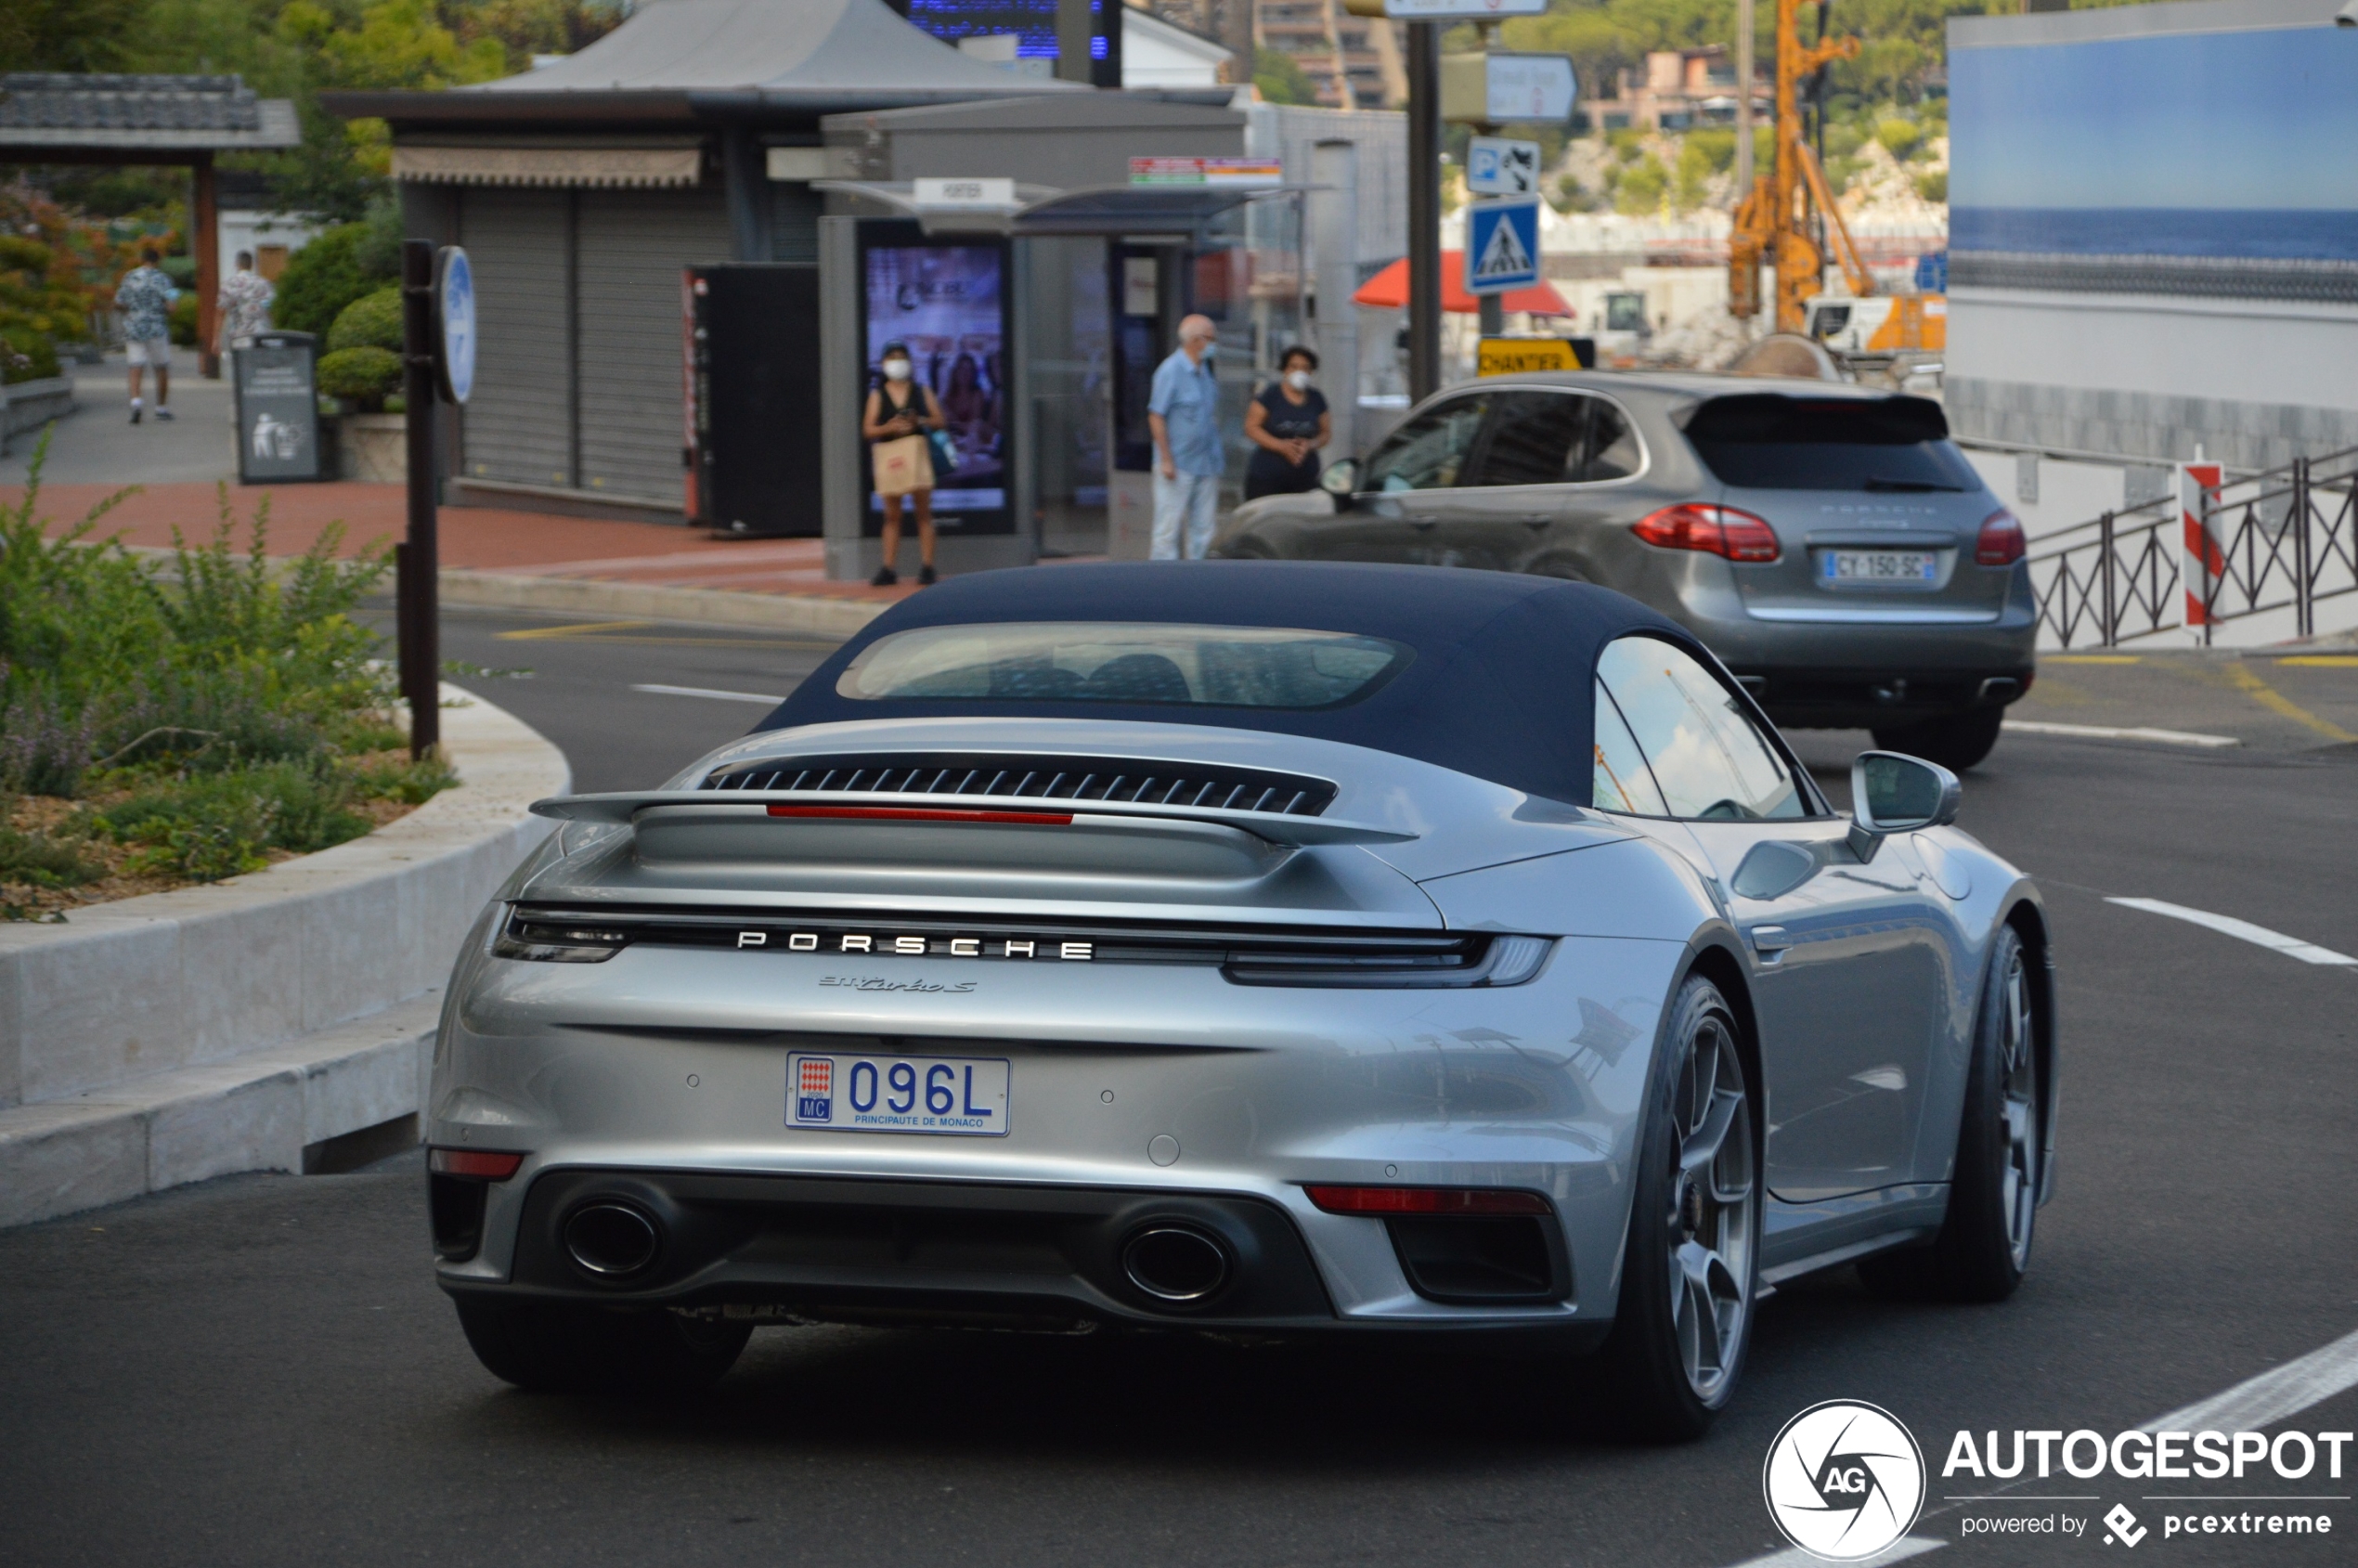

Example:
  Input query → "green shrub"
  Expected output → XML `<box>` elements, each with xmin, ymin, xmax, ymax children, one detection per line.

<box><xmin>1614</xmin><ymin>156</ymin><xmax>1668</xmax><ymax>215</ymax></box>
<box><xmin>348</xmin><ymin>752</ymin><xmax>458</xmax><ymax>807</ymax></box>
<box><xmin>272</xmin><ymin>223</ymin><xmax>395</xmax><ymax>339</ymax></box>
<box><xmin>0</xmin><ymin>823</ymin><xmax>98</xmax><ymax>888</ymax></box>
<box><xmin>94</xmin><ymin>759</ymin><xmax>372</xmax><ymax>881</ymax></box>
<box><xmin>326</xmin><ymin>287</ymin><xmax>404</xmax><ymax>354</ymax></box>
<box><xmin>317</xmin><ymin>345</ymin><xmax>402</xmax><ymax>410</ymax></box>
<box><xmin>1876</xmin><ymin>118</ymin><xmax>1922</xmax><ymax>160</ymax></box>
<box><xmin>1914</xmin><ymin>169</ymin><xmax>1948</xmax><ymax>203</ymax></box>
<box><xmin>1</xmin><ymin>325</ymin><xmax>60</xmax><ymax>384</ymax></box>
<box><xmin>0</xmin><ymin>443</ymin><xmax>394</xmax><ymax>799</ymax></box>
<box><xmin>168</xmin><ymin>292</ymin><xmax>200</xmax><ymax>346</ymax></box>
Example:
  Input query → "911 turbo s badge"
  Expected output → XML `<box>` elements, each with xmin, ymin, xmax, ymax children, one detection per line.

<box><xmin>818</xmin><ymin>975</ymin><xmax>978</xmax><ymax>992</ymax></box>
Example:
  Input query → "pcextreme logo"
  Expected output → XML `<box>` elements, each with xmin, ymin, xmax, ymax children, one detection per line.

<box><xmin>1763</xmin><ymin>1400</ymin><xmax>1928</xmax><ymax>1562</ymax></box>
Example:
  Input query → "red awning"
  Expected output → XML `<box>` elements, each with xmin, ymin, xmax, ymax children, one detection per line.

<box><xmin>1352</xmin><ymin>253</ymin><xmax>1574</xmax><ymax>317</ymax></box>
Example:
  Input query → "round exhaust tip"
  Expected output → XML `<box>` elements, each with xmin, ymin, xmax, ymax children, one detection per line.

<box><xmin>564</xmin><ymin>1201</ymin><xmax>660</xmax><ymax>1277</ymax></box>
<box><xmin>1121</xmin><ymin>1225</ymin><xmax>1230</xmax><ymax>1303</ymax></box>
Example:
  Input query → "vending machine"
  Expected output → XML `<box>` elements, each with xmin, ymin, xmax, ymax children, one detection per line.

<box><xmin>683</xmin><ymin>264</ymin><xmax>823</xmax><ymax>536</ymax></box>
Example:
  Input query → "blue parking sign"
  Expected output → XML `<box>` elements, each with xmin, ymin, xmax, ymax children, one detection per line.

<box><xmin>1465</xmin><ymin>200</ymin><xmax>1541</xmax><ymax>295</ymax></box>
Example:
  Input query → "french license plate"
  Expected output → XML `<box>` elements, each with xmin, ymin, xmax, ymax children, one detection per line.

<box><xmin>1821</xmin><ymin>549</ymin><xmax>1938</xmax><ymax>583</ymax></box>
<box><xmin>788</xmin><ymin>1052</ymin><xmax>1010</xmax><ymax>1136</ymax></box>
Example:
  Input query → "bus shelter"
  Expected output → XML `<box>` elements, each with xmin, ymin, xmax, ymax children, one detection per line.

<box><xmin>806</xmin><ymin>178</ymin><xmax>1315</xmax><ymax>578</ymax></box>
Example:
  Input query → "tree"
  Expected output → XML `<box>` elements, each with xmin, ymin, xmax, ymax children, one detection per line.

<box><xmin>0</xmin><ymin>0</ymin><xmax>146</xmax><ymax>72</ymax></box>
<box><xmin>1253</xmin><ymin>46</ymin><xmax>1322</xmax><ymax>107</ymax></box>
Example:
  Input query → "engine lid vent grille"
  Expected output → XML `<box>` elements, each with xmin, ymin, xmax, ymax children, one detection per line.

<box><xmin>699</xmin><ymin>752</ymin><xmax>1337</xmax><ymax>818</ymax></box>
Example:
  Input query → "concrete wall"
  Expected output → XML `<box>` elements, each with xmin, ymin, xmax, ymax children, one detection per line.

<box><xmin>1947</xmin><ymin>290</ymin><xmax>2358</xmax><ymax>471</ymax></box>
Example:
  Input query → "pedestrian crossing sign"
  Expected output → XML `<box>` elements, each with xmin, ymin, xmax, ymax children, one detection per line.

<box><xmin>1466</xmin><ymin>199</ymin><xmax>1541</xmax><ymax>295</ymax></box>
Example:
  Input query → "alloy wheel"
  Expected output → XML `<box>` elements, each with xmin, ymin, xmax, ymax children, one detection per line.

<box><xmin>1995</xmin><ymin>945</ymin><xmax>2040</xmax><ymax>1270</ymax></box>
<box><xmin>1665</xmin><ymin>1011</ymin><xmax>1756</xmax><ymax>1405</ymax></box>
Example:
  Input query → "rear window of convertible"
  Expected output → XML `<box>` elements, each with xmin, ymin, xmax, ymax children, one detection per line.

<box><xmin>1682</xmin><ymin>393</ymin><xmax>1981</xmax><ymax>493</ymax></box>
<box><xmin>836</xmin><ymin>622</ymin><xmax>1413</xmax><ymax>709</ymax></box>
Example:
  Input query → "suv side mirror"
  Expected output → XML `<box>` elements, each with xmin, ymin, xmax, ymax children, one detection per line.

<box><xmin>1847</xmin><ymin>750</ymin><xmax>1961</xmax><ymax>861</ymax></box>
<box><xmin>1320</xmin><ymin>458</ymin><xmax>1360</xmax><ymax>508</ymax></box>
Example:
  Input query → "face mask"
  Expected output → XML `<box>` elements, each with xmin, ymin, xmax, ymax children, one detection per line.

<box><xmin>882</xmin><ymin>359</ymin><xmax>911</xmax><ymax>382</ymax></box>
<box><xmin>1285</xmin><ymin>369</ymin><xmax>1312</xmax><ymax>392</ymax></box>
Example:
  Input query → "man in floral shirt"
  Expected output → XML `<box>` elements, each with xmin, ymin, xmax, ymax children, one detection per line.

<box><xmin>115</xmin><ymin>242</ymin><xmax>178</xmax><ymax>423</ymax></box>
<box><xmin>215</xmin><ymin>250</ymin><xmax>274</xmax><ymax>354</ymax></box>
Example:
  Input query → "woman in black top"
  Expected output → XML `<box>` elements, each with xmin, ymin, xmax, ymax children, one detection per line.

<box><xmin>1243</xmin><ymin>344</ymin><xmax>1331</xmax><ymax>500</ymax></box>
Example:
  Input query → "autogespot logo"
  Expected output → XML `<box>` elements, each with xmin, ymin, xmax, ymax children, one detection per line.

<box><xmin>1763</xmin><ymin>1400</ymin><xmax>1928</xmax><ymax>1562</ymax></box>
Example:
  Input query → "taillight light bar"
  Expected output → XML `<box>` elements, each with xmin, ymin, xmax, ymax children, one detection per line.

<box><xmin>1631</xmin><ymin>502</ymin><xmax>1781</xmax><ymax>563</ymax></box>
<box><xmin>766</xmin><ymin>805</ymin><xmax>1073</xmax><ymax>825</ymax></box>
<box><xmin>1976</xmin><ymin>507</ymin><xmax>2027</xmax><ymax>566</ymax></box>
<box><xmin>1304</xmin><ymin>1185</ymin><xmax>1552</xmax><ymax>1216</ymax></box>
<box><xmin>429</xmin><ymin>1148</ymin><xmax>526</xmax><ymax>1180</ymax></box>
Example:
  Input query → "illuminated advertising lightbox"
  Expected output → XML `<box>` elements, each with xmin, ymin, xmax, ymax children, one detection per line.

<box><xmin>860</xmin><ymin>233</ymin><xmax>1013</xmax><ymax>535</ymax></box>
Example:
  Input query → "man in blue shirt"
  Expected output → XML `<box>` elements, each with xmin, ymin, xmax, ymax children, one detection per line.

<box><xmin>1147</xmin><ymin>314</ymin><xmax>1224</xmax><ymax>560</ymax></box>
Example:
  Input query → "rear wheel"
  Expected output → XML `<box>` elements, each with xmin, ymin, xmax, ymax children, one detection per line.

<box><xmin>1594</xmin><ymin>976</ymin><xmax>1761</xmax><ymax>1442</ymax></box>
<box><xmin>1870</xmin><ymin>708</ymin><xmax>2004</xmax><ymax>771</ymax></box>
<box><xmin>454</xmin><ymin>1298</ymin><xmax>751</xmax><ymax>1396</ymax></box>
<box><xmin>1860</xmin><ymin>924</ymin><xmax>2041</xmax><ymax>1302</ymax></box>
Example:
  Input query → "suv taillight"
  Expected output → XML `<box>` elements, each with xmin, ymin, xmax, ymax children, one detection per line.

<box><xmin>1976</xmin><ymin>508</ymin><xmax>2027</xmax><ymax>566</ymax></box>
<box><xmin>1632</xmin><ymin>503</ymin><xmax>1781</xmax><ymax>563</ymax></box>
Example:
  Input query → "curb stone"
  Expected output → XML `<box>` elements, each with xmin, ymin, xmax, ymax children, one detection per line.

<box><xmin>0</xmin><ymin>685</ymin><xmax>565</xmax><ymax>1227</ymax></box>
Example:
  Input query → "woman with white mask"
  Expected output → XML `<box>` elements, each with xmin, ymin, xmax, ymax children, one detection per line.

<box><xmin>1242</xmin><ymin>344</ymin><xmax>1331</xmax><ymax>500</ymax></box>
<box><xmin>860</xmin><ymin>339</ymin><xmax>944</xmax><ymax>586</ymax></box>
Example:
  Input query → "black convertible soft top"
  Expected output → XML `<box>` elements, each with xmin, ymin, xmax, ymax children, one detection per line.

<box><xmin>755</xmin><ymin>562</ymin><xmax>1706</xmax><ymax>807</ymax></box>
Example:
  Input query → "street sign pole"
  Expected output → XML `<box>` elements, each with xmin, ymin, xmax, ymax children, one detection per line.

<box><xmin>1406</xmin><ymin>21</ymin><xmax>1442</xmax><ymax>402</ymax></box>
<box><xmin>397</xmin><ymin>238</ymin><xmax>439</xmax><ymax>761</ymax></box>
<box><xmin>1475</xmin><ymin>23</ymin><xmax>1503</xmax><ymax>338</ymax></box>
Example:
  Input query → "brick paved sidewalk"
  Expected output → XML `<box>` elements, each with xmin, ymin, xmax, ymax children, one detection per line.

<box><xmin>6</xmin><ymin>479</ymin><xmax>914</xmax><ymax>605</ymax></box>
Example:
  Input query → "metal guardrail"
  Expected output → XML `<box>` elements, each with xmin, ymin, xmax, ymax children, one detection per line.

<box><xmin>2026</xmin><ymin>447</ymin><xmax>2358</xmax><ymax>647</ymax></box>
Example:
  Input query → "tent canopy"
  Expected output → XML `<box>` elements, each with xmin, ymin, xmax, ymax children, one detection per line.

<box><xmin>1353</xmin><ymin>254</ymin><xmax>1573</xmax><ymax>317</ymax></box>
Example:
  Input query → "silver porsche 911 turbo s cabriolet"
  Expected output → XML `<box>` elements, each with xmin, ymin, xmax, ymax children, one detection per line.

<box><xmin>427</xmin><ymin>563</ymin><xmax>2056</xmax><ymax>1439</ymax></box>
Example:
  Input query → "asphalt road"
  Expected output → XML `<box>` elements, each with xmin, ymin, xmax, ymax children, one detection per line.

<box><xmin>4</xmin><ymin>605</ymin><xmax>2353</xmax><ymax>1568</ymax></box>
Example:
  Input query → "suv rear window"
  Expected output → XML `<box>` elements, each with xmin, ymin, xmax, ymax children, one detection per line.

<box><xmin>837</xmin><ymin>622</ymin><xmax>1412</xmax><ymax>709</ymax></box>
<box><xmin>1682</xmin><ymin>394</ymin><xmax>1980</xmax><ymax>492</ymax></box>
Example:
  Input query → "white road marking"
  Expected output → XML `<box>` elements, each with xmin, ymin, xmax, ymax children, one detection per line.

<box><xmin>1719</xmin><ymin>1325</ymin><xmax>2358</xmax><ymax>1566</ymax></box>
<box><xmin>2140</xmin><ymin>1324</ymin><xmax>2358</xmax><ymax>1433</ymax></box>
<box><xmin>2105</xmin><ymin>897</ymin><xmax>2358</xmax><ymax>966</ymax></box>
<box><xmin>629</xmin><ymin>683</ymin><xmax>786</xmax><ymax>706</ymax></box>
<box><xmin>2004</xmin><ymin>719</ymin><xmax>2239</xmax><ymax>748</ymax></box>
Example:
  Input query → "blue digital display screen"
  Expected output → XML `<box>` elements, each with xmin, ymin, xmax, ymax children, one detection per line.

<box><xmin>901</xmin><ymin>0</ymin><xmax>1117</xmax><ymax>71</ymax></box>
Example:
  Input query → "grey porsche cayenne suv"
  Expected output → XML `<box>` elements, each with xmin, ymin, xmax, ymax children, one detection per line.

<box><xmin>1213</xmin><ymin>372</ymin><xmax>2036</xmax><ymax>771</ymax></box>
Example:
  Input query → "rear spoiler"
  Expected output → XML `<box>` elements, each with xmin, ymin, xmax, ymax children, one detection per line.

<box><xmin>529</xmin><ymin>790</ymin><xmax>1418</xmax><ymax>848</ymax></box>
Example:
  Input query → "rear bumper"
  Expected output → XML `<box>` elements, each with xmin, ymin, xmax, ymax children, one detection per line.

<box><xmin>1738</xmin><ymin>664</ymin><xmax>2035</xmax><ymax>730</ymax></box>
<box><xmin>1667</xmin><ymin>575</ymin><xmax>2040</xmax><ymax>727</ymax></box>
<box><xmin>435</xmin><ymin>1166</ymin><xmax>1600</xmax><ymax>1345</ymax></box>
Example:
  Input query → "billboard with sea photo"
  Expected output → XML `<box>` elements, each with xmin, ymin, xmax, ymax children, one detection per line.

<box><xmin>1949</xmin><ymin>12</ymin><xmax>2358</xmax><ymax>273</ymax></box>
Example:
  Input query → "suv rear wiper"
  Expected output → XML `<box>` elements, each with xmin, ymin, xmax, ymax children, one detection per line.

<box><xmin>1861</xmin><ymin>477</ymin><xmax>1965</xmax><ymax>492</ymax></box>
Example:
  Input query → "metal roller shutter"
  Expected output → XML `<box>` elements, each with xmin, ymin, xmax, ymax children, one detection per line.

<box><xmin>457</xmin><ymin>188</ymin><xmax>571</xmax><ymax>488</ymax></box>
<box><xmin>576</xmin><ymin>188</ymin><xmax>732</xmax><ymax>503</ymax></box>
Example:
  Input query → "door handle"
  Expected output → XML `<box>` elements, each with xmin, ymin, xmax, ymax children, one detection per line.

<box><xmin>1750</xmin><ymin>925</ymin><xmax>1794</xmax><ymax>954</ymax></box>
<box><xmin>1407</xmin><ymin>518</ymin><xmax>1438</xmax><ymax>530</ymax></box>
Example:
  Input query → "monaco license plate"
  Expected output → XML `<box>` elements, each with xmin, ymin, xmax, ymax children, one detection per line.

<box><xmin>788</xmin><ymin>1052</ymin><xmax>1010</xmax><ymax>1136</ymax></box>
<box><xmin>1821</xmin><ymin>549</ymin><xmax>1939</xmax><ymax>584</ymax></box>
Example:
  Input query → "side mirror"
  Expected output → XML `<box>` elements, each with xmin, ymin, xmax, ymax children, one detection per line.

<box><xmin>1847</xmin><ymin>750</ymin><xmax>1961</xmax><ymax>861</ymax></box>
<box><xmin>1320</xmin><ymin>458</ymin><xmax>1360</xmax><ymax>506</ymax></box>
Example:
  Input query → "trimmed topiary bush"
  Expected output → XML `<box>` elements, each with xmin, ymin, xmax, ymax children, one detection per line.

<box><xmin>272</xmin><ymin>224</ymin><xmax>391</xmax><ymax>339</ymax></box>
<box><xmin>326</xmin><ymin>287</ymin><xmax>404</xmax><ymax>354</ymax></box>
<box><xmin>317</xmin><ymin>345</ymin><xmax>402</xmax><ymax>411</ymax></box>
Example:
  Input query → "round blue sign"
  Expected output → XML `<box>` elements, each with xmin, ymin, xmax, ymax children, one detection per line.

<box><xmin>436</xmin><ymin>246</ymin><xmax>476</xmax><ymax>406</ymax></box>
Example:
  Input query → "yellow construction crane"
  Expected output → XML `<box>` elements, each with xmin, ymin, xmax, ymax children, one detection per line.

<box><xmin>1729</xmin><ymin>0</ymin><xmax>1874</xmax><ymax>334</ymax></box>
